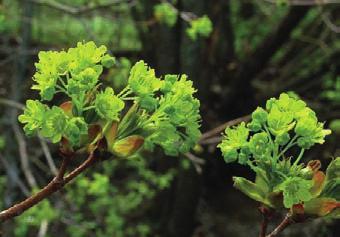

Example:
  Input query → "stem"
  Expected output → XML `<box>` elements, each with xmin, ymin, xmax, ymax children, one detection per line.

<box><xmin>0</xmin><ymin>153</ymin><xmax>97</xmax><ymax>223</ymax></box>
<box><xmin>266</xmin><ymin>213</ymin><xmax>293</xmax><ymax>237</ymax></box>
<box><xmin>277</xmin><ymin>134</ymin><xmax>298</xmax><ymax>159</ymax></box>
<box><xmin>83</xmin><ymin>105</ymin><xmax>96</xmax><ymax>111</ymax></box>
<box><xmin>55</xmin><ymin>84</ymin><xmax>68</xmax><ymax>94</ymax></box>
<box><xmin>55</xmin><ymin>152</ymin><xmax>72</xmax><ymax>181</ymax></box>
<box><xmin>293</xmin><ymin>148</ymin><xmax>305</xmax><ymax>167</ymax></box>
<box><xmin>258</xmin><ymin>205</ymin><xmax>272</xmax><ymax>237</ymax></box>
<box><xmin>122</xmin><ymin>97</ymin><xmax>137</xmax><ymax>101</ymax></box>
<box><xmin>90</xmin><ymin>121</ymin><xmax>111</xmax><ymax>146</ymax></box>
<box><xmin>263</xmin><ymin>125</ymin><xmax>277</xmax><ymax>168</ymax></box>
<box><xmin>117</xmin><ymin>86</ymin><xmax>131</xmax><ymax>98</ymax></box>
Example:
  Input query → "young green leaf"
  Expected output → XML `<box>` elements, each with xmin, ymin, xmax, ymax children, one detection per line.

<box><xmin>95</xmin><ymin>88</ymin><xmax>125</xmax><ymax>121</ymax></box>
<box><xmin>186</xmin><ymin>15</ymin><xmax>213</xmax><ymax>40</ymax></box>
<box><xmin>275</xmin><ymin>177</ymin><xmax>313</xmax><ymax>208</ymax></box>
<box><xmin>218</xmin><ymin>122</ymin><xmax>249</xmax><ymax>163</ymax></box>
<box><xmin>154</xmin><ymin>3</ymin><xmax>178</xmax><ymax>27</ymax></box>
<box><xmin>40</xmin><ymin>106</ymin><xmax>68</xmax><ymax>143</ymax></box>
<box><xmin>18</xmin><ymin>100</ymin><xmax>48</xmax><ymax>136</ymax></box>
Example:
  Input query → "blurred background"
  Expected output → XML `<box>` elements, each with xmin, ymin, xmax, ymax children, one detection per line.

<box><xmin>0</xmin><ymin>0</ymin><xmax>339</xmax><ymax>236</ymax></box>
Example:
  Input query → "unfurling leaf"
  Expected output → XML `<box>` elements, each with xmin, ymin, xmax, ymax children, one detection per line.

<box><xmin>112</xmin><ymin>135</ymin><xmax>144</xmax><ymax>157</ymax></box>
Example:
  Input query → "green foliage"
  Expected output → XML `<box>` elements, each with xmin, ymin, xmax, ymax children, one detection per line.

<box><xmin>40</xmin><ymin>106</ymin><xmax>68</xmax><ymax>143</ymax></box>
<box><xmin>15</xmin><ymin>199</ymin><xmax>59</xmax><ymax>237</ymax></box>
<box><xmin>322</xmin><ymin>76</ymin><xmax>340</xmax><ymax>104</ymax></box>
<box><xmin>0</xmin><ymin>176</ymin><xmax>5</xmax><ymax>209</ymax></box>
<box><xmin>218</xmin><ymin>122</ymin><xmax>249</xmax><ymax>163</ymax></box>
<box><xmin>329</xmin><ymin>119</ymin><xmax>340</xmax><ymax>134</ymax></box>
<box><xmin>143</xmin><ymin>74</ymin><xmax>201</xmax><ymax>156</ymax></box>
<box><xmin>0</xmin><ymin>12</ymin><xmax>5</xmax><ymax>32</ymax></box>
<box><xmin>186</xmin><ymin>15</ymin><xmax>213</xmax><ymax>40</ymax></box>
<box><xmin>62</xmin><ymin>157</ymin><xmax>176</xmax><ymax>237</ymax></box>
<box><xmin>18</xmin><ymin>100</ymin><xmax>48</xmax><ymax>136</ymax></box>
<box><xmin>19</xmin><ymin>42</ymin><xmax>201</xmax><ymax>157</ymax></box>
<box><xmin>230</xmin><ymin>1</ymin><xmax>288</xmax><ymax>59</ymax></box>
<box><xmin>128</xmin><ymin>60</ymin><xmax>161</xmax><ymax>110</ymax></box>
<box><xmin>95</xmin><ymin>88</ymin><xmax>125</xmax><ymax>121</ymax></box>
<box><xmin>2</xmin><ymin>0</ymin><xmax>140</xmax><ymax>48</ymax></box>
<box><xmin>321</xmin><ymin>157</ymin><xmax>340</xmax><ymax>199</ymax></box>
<box><xmin>106</xmin><ymin>57</ymin><xmax>131</xmax><ymax>90</ymax></box>
<box><xmin>0</xmin><ymin>136</ymin><xmax>5</xmax><ymax>150</ymax></box>
<box><xmin>275</xmin><ymin>177</ymin><xmax>313</xmax><ymax>208</ymax></box>
<box><xmin>64</xmin><ymin>117</ymin><xmax>89</xmax><ymax>146</ymax></box>
<box><xmin>154</xmin><ymin>2</ymin><xmax>178</xmax><ymax>27</ymax></box>
<box><xmin>218</xmin><ymin>93</ymin><xmax>337</xmax><ymax>212</ymax></box>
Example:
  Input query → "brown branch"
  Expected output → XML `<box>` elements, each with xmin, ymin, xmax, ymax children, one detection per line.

<box><xmin>259</xmin><ymin>205</ymin><xmax>274</xmax><ymax>237</ymax></box>
<box><xmin>236</xmin><ymin>5</ymin><xmax>310</xmax><ymax>86</ymax></box>
<box><xmin>199</xmin><ymin>114</ymin><xmax>251</xmax><ymax>142</ymax></box>
<box><xmin>55</xmin><ymin>154</ymin><xmax>70</xmax><ymax>182</ymax></box>
<box><xmin>264</xmin><ymin>0</ymin><xmax>340</xmax><ymax>5</ymax></box>
<box><xmin>266</xmin><ymin>213</ymin><xmax>293</xmax><ymax>237</ymax></box>
<box><xmin>322</xmin><ymin>12</ymin><xmax>340</xmax><ymax>33</ymax></box>
<box><xmin>0</xmin><ymin>153</ymin><xmax>97</xmax><ymax>223</ymax></box>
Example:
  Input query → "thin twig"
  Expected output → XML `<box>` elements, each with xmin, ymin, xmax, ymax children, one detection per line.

<box><xmin>266</xmin><ymin>213</ymin><xmax>293</xmax><ymax>237</ymax></box>
<box><xmin>30</xmin><ymin>0</ymin><xmax>136</xmax><ymax>15</ymax></box>
<box><xmin>38</xmin><ymin>136</ymin><xmax>58</xmax><ymax>176</ymax></box>
<box><xmin>0</xmin><ymin>153</ymin><xmax>97</xmax><ymax>222</ymax></box>
<box><xmin>0</xmin><ymin>98</ymin><xmax>59</xmax><ymax>176</ymax></box>
<box><xmin>38</xmin><ymin>220</ymin><xmax>49</xmax><ymax>237</ymax></box>
<box><xmin>199</xmin><ymin>114</ymin><xmax>251</xmax><ymax>142</ymax></box>
<box><xmin>184</xmin><ymin>152</ymin><xmax>205</xmax><ymax>174</ymax></box>
<box><xmin>0</xmin><ymin>154</ymin><xmax>30</xmax><ymax>197</ymax></box>
<box><xmin>12</xmin><ymin>122</ymin><xmax>38</xmax><ymax>189</ymax></box>
<box><xmin>161</xmin><ymin>0</ymin><xmax>197</xmax><ymax>22</ymax></box>
<box><xmin>322</xmin><ymin>12</ymin><xmax>340</xmax><ymax>33</ymax></box>
<box><xmin>199</xmin><ymin>136</ymin><xmax>222</xmax><ymax>145</ymax></box>
<box><xmin>0</xmin><ymin>98</ymin><xmax>25</xmax><ymax>110</ymax></box>
<box><xmin>259</xmin><ymin>205</ymin><xmax>273</xmax><ymax>237</ymax></box>
<box><xmin>55</xmin><ymin>154</ymin><xmax>70</xmax><ymax>182</ymax></box>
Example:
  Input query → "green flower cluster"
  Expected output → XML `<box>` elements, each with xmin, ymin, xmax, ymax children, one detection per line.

<box><xmin>218</xmin><ymin>93</ymin><xmax>335</xmax><ymax>210</ymax></box>
<box><xmin>186</xmin><ymin>15</ymin><xmax>213</xmax><ymax>40</ymax></box>
<box><xmin>118</xmin><ymin>61</ymin><xmax>201</xmax><ymax>156</ymax></box>
<box><xmin>142</xmin><ymin>73</ymin><xmax>201</xmax><ymax>156</ymax></box>
<box><xmin>19</xmin><ymin>100</ymin><xmax>88</xmax><ymax>146</ymax></box>
<box><xmin>154</xmin><ymin>2</ymin><xmax>178</xmax><ymax>27</ymax></box>
<box><xmin>32</xmin><ymin>41</ymin><xmax>114</xmax><ymax>102</ymax></box>
<box><xmin>19</xmin><ymin>42</ymin><xmax>201</xmax><ymax>157</ymax></box>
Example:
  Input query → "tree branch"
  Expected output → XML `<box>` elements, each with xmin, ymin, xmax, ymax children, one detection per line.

<box><xmin>259</xmin><ymin>205</ymin><xmax>274</xmax><ymax>237</ymax></box>
<box><xmin>0</xmin><ymin>152</ymin><xmax>97</xmax><ymax>223</ymax></box>
<box><xmin>236</xmin><ymin>6</ymin><xmax>310</xmax><ymax>86</ymax></box>
<box><xmin>12</xmin><ymin>122</ymin><xmax>38</xmax><ymax>189</ymax></box>
<box><xmin>199</xmin><ymin>114</ymin><xmax>251</xmax><ymax>142</ymax></box>
<box><xmin>30</xmin><ymin>0</ymin><xmax>136</xmax><ymax>15</ymax></box>
<box><xmin>38</xmin><ymin>136</ymin><xmax>58</xmax><ymax>176</ymax></box>
<box><xmin>264</xmin><ymin>0</ymin><xmax>339</xmax><ymax>5</ymax></box>
<box><xmin>266</xmin><ymin>213</ymin><xmax>293</xmax><ymax>237</ymax></box>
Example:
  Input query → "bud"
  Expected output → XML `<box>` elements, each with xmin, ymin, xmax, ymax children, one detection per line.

<box><xmin>59</xmin><ymin>101</ymin><xmax>73</xmax><ymax>117</ymax></box>
<box><xmin>101</xmin><ymin>54</ymin><xmax>116</xmax><ymax>68</ymax></box>
<box><xmin>105</xmin><ymin>122</ymin><xmax>118</xmax><ymax>151</ymax></box>
<box><xmin>112</xmin><ymin>135</ymin><xmax>144</xmax><ymax>157</ymax></box>
<box><xmin>275</xmin><ymin>132</ymin><xmax>290</xmax><ymax>146</ymax></box>
<box><xmin>252</xmin><ymin>107</ymin><xmax>268</xmax><ymax>124</ymax></box>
